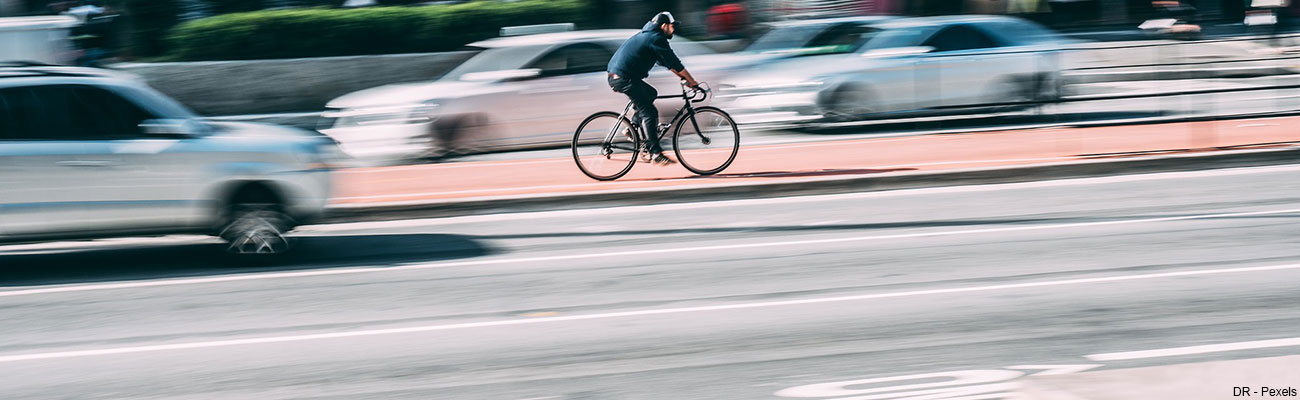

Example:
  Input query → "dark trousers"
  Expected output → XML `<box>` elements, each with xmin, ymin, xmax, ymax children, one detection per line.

<box><xmin>608</xmin><ymin>75</ymin><xmax>663</xmax><ymax>154</ymax></box>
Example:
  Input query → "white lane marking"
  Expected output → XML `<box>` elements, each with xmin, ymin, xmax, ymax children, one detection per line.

<box><xmin>0</xmin><ymin>263</ymin><xmax>1297</xmax><ymax>364</ymax></box>
<box><xmin>775</xmin><ymin>366</ymin><xmax>1101</xmax><ymax>398</ymax></box>
<box><xmin>305</xmin><ymin>163</ymin><xmax>1300</xmax><ymax>233</ymax></box>
<box><xmin>1085</xmin><ymin>337</ymin><xmax>1300</xmax><ymax>361</ymax></box>
<box><xmin>6</xmin><ymin>208</ymin><xmax>1300</xmax><ymax>298</ymax></box>
<box><xmin>774</xmin><ymin>370</ymin><xmax>1023</xmax><ymax>398</ymax></box>
<box><xmin>1005</xmin><ymin>365</ymin><xmax>1102</xmax><ymax>376</ymax></box>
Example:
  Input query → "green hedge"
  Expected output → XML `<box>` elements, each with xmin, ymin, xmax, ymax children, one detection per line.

<box><xmin>166</xmin><ymin>0</ymin><xmax>590</xmax><ymax>61</ymax></box>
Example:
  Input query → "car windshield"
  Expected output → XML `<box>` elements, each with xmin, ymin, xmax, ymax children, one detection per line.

<box><xmin>745</xmin><ymin>23</ymin><xmax>883</xmax><ymax>56</ymax></box>
<box><xmin>744</xmin><ymin>24</ymin><xmax>825</xmax><ymax>53</ymax></box>
<box><xmin>441</xmin><ymin>45</ymin><xmax>550</xmax><ymax>81</ymax></box>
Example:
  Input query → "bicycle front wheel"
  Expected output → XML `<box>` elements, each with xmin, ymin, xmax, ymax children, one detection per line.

<box><xmin>572</xmin><ymin>112</ymin><xmax>641</xmax><ymax>181</ymax></box>
<box><xmin>672</xmin><ymin>106</ymin><xmax>740</xmax><ymax>175</ymax></box>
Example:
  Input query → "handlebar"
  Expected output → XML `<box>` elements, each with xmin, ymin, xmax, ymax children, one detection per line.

<box><xmin>682</xmin><ymin>81</ymin><xmax>710</xmax><ymax>103</ymax></box>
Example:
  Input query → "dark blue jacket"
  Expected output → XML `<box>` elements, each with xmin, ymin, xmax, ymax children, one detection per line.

<box><xmin>607</xmin><ymin>20</ymin><xmax>686</xmax><ymax>81</ymax></box>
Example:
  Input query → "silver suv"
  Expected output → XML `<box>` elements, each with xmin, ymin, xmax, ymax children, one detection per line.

<box><xmin>0</xmin><ymin>64</ymin><xmax>336</xmax><ymax>255</ymax></box>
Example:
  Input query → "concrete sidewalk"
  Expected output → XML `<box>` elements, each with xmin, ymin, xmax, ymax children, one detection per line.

<box><xmin>324</xmin><ymin>115</ymin><xmax>1300</xmax><ymax>221</ymax></box>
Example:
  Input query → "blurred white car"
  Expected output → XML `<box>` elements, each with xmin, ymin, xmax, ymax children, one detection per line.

<box><xmin>319</xmin><ymin>27</ymin><xmax>718</xmax><ymax>161</ymax></box>
<box><xmin>0</xmin><ymin>64</ymin><xmax>336</xmax><ymax>255</ymax></box>
<box><xmin>717</xmin><ymin>15</ymin><xmax>1069</xmax><ymax>124</ymax></box>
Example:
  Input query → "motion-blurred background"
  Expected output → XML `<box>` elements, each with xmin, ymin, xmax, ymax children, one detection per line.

<box><xmin>2</xmin><ymin>2</ymin><xmax>1299</xmax><ymax>399</ymax></box>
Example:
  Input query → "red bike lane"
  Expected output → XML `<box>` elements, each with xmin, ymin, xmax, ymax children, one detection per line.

<box><xmin>331</xmin><ymin>116</ymin><xmax>1300</xmax><ymax>206</ymax></box>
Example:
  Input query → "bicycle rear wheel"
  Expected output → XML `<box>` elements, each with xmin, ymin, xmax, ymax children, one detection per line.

<box><xmin>672</xmin><ymin>106</ymin><xmax>740</xmax><ymax>175</ymax></box>
<box><xmin>572</xmin><ymin>112</ymin><xmax>641</xmax><ymax>181</ymax></box>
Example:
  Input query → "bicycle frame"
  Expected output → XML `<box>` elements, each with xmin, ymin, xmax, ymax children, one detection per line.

<box><xmin>601</xmin><ymin>83</ymin><xmax>711</xmax><ymax>149</ymax></box>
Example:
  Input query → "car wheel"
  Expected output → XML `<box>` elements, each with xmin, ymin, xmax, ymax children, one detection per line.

<box><xmin>990</xmin><ymin>78</ymin><xmax>1037</xmax><ymax>114</ymax></box>
<box><xmin>824</xmin><ymin>86</ymin><xmax>873</xmax><ymax>121</ymax></box>
<box><xmin>429</xmin><ymin>114</ymin><xmax>488</xmax><ymax>160</ymax></box>
<box><xmin>219</xmin><ymin>186</ymin><xmax>293</xmax><ymax>256</ymax></box>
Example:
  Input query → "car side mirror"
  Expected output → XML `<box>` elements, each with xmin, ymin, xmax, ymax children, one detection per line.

<box><xmin>140</xmin><ymin>119</ymin><xmax>206</xmax><ymax>137</ymax></box>
<box><xmin>861</xmin><ymin>46</ymin><xmax>935</xmax><ymax>58</ymax></box>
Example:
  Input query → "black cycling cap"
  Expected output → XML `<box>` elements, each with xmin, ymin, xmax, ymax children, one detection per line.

<box><xmin>652</xmin><ymin>11</ymin><xmax>680</xmax><ymax>28</ymax></box>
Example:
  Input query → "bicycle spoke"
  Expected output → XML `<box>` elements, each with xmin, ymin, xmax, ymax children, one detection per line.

<box><xmin>573</xmin><ymin>112</ymin><xmax>640</xmax><ymax>181</ymax></box>
<box><xmin>673</xmin><ymin>108</ymin><xmax>739</xmax><ymax>175</ymax></box>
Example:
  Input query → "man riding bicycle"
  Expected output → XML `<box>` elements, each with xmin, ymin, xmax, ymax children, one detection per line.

<box><xmin>607</xmin><ymin>11</ymin><xmax>702</xmax><ymax>166</ymax></box>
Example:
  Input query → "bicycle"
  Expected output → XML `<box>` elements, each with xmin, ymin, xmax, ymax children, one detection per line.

<box><xmin>572</xmin><ymin>82</ymin><xmax>740</xmax><ymax>181</ymax></box>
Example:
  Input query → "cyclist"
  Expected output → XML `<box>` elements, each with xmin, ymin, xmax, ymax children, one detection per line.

<box><xmin>607</xmin><ymin>11</ymin><xmax>702</xmax><ymax>166</ymax></box>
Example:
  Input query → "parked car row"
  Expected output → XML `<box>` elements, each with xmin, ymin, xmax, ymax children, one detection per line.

<box><xmin>316</xmin><ymin>15</ymin><xmax>1073</xmax><ymax>162</ymax></box>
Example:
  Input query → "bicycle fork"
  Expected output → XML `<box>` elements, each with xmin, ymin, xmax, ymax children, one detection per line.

<box><xmin>684</xmin><ymin>109</ymin><xmax>711</xmax><ymax>146</ymax></box>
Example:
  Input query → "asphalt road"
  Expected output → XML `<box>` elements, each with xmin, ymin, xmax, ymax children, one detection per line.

<box><xmin>1</xmin><ymin>165</ymin><xmax>1298</xmax><ymax>399</ymax></box>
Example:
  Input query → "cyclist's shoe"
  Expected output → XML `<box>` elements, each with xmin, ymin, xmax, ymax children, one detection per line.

<box><xmin>650</xmin><ymin>153</ymin><xmax>677</xmax><ymax>166</ymax></box>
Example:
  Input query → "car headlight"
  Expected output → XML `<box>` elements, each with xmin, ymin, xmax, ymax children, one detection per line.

<box><xmin>321</xmin><ymin>103</ymin><xmax>438</xmax><ymax>129</ymax></box>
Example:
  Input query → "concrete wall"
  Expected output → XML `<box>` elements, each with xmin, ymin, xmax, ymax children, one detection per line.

<box><xmin>112</xmin><ymin>51</ymin><xmax>476</xmax><ymax>116</ymax></box>
<box><xmin>112</xmin><ymin>40</ymin><xmax>743</xmax><ymax>117</ymax></box>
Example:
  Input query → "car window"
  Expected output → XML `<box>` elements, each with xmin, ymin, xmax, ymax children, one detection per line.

<box><xmin>0</xmin><ymin>87</ymin><xmax>55</xmax><ymax>140</ymax></box>
<box><xmin>980</xmin><ymin>20</ymin><xmax>1059</xmax><ymax>46</ymax></box>
<box><xmin>668</xmin><ymin>40</ymin><xmax>715</xmax><ymax>57</ymax></box>
<box><xmin>0</xmin><ymin>85</ymin><xmax>154</xmax><ymax>140</ymax></box>
<box><xmin>860</xmin><ymin>27</ymin><xmax>930</xmax><ymax>51</ymax></box>
<box><xmin>72</xmin><ymin>86</ymin><xmax>156</xmax><ymax>139</ymax></box>
<box><xmin>806</xmin><ymin>23</ymin><xmax>881</xmax><ymax>53</ymax></box>
<box><xmin>443</xmin><ymin>45</ymin><xmax>547</xmax><ymax>81</ymax></box>
<box><xmin>923</xmin><ymin>25</ymin><xmax>1000</xmax><ymax>53</ymax></box>
<box><xmin>0</xmin><ymin>88</ymin><xmax>20</xmax><ymax>139</ymax></box>
<box><xmin>529</xmin><ymin>43</ymin><xmax>613</xmax><ymax>76</ymax></box>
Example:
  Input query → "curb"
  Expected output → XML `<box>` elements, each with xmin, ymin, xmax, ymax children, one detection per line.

<box><xmin>321</xmin><ymin>145</ymin><xmax>1300</xmax><ymax>223</ymax></box>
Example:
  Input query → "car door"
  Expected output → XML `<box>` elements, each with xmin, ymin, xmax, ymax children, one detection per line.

<box><xmin>971</xmin><ymin>21</ymin><xmax>1056</xmax><ymax>106</ymax></box>
<box><xmin>0</xmin><ymin>86</ymin><xmax>59</xmax><ymax>237</ymax></box>
<box><xmin>0</xmin><ymin>85</ymin><xmax>108</xmax><ymax>236</ymax></box>
<box><xmin>64</xmin><ymin>84</ymin><xmax>200</xmax><ymax>232</ymax></box>
<box><xmin>5</xmin><ymin>84</ymin><xmax>192</xmax><ymax>236</ymax></box>
<box><xmin>918</xmin><ymin>25</ymin><xmax>1003</xmax><ymax>109</ymax></box>
<box><xmin>508</xmin><ymin>43</ymin><xmax>618</xmax><ymax>147</ymax></box>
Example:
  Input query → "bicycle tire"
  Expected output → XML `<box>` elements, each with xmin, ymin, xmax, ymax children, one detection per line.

<box><xmin>672</xmin><ymin>106</ymin><xmax>740</xmax><ymax>176</ymax></box>
<box><xmin>572</xmin><ymin>112</ymin><xmax>641</xmax><ymax>181</ymax></box>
